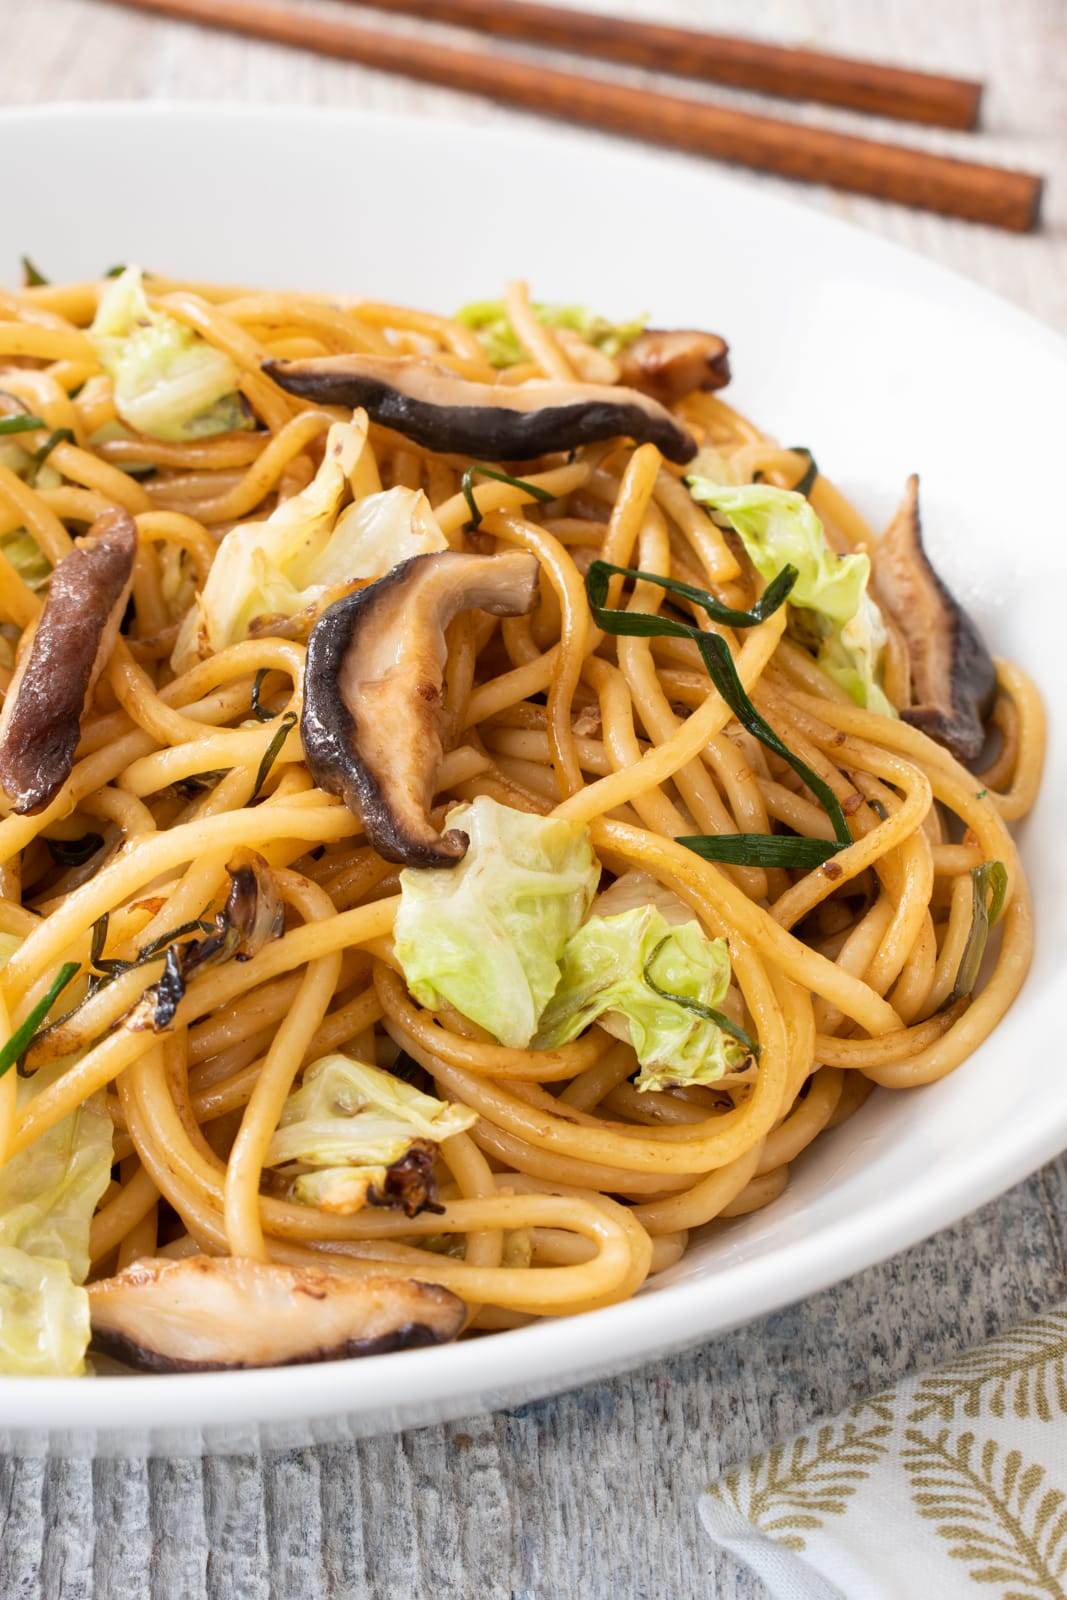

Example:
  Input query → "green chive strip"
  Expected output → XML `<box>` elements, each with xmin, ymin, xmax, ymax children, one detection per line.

<box><xmin>787</xmin><ymin>446</ymin><xmax>819</xmax><ymax>497</ymax></box>
<box><xmin>250</xmin><ymin>712</ymin><xmax>297</xmax><ymax>801</ymax></box>
<box><xmin>250</xmin><ymin>668</ymin><xmax>276</xmax><ymax>723</ymax></box>
<box><xmin>586</xmin><ymin>560</ymin><xmax>852</xmax><ymax>867</ymax></box>
<box><xmin>946</xmin><ymin>860</ymin><xmax>1008</xmax><ymax>1008</ymax></box>
<box><xmin>20</xmin><ymin>256</ymin><xmax>49</xmax><ymax>288</ymax></box>
<box><xmin>588</xmin><ymin>558</ymin><xmax>797</xmax><ymax>632</ymax></box>
<box><xmin>643</xmin><ymin>936</ymin><xmax>761</xmax><ymax>1059</ymax></box>
<box><xmin>677</xmin><ymin>833</ymin><xmax>843</xmax><ymax>869</ymax></box>
<box><xmin>45</xmin><ymin>833</ymin><xmax>105</xmax><ymax>868</ymax></box>
<box><xmin>752</xmin><ymin>447</ymin><xmax>817</xmax><ymax>496</ymax></box>
<box><xmin>28</xmin><ymin>427</ymin><xmax>75</xmax><ymax>484</ymax></box>
<box><xmin>0</xmin><ymin>963</ymin><xmax>79</xmax><ymax>1080</ymax></box>
<box><xmin>461</xmin><ymin>464</ymin><xmax>554</xmax><ymax>530</ymax></box>
<box><xmin>90</xmin><ymin>912</ymin><xmax>109</xmax><ymax>970</ymax></box>
<box><xmin>0</xmin><ymin>414</ymin><xmax>47</xmax><ymax>437</ymax></box>
<box><xmin>91</xmin><ymin>918</ymin><xmax>215</xmax><ymax>979</ymax></box>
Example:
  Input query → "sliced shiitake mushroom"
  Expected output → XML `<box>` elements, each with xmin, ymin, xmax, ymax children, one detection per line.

<box><xmin>302</xmin><ymin>550</ymin><xmax>539</xmax><ymax>867</ymax></box>
<box><xmin>0</xmin><ymin>507</ymin><xmax>137</xmax><ymax>813</ymax></box>
<box><xmin>617</xmin><ymin>329</ymin><xmax>730</xmax><ymax>405</ymax></box>
<box><xmin>88</xmin><ymin>1256</ymin><xmax>465</xmax><ymax>1371</ymax></box>
<box><xmin>262</xmin><ymin>353</ymin><xmax>697</xmax><ymax>464</ymax></box>
<box><xmin>874</xmin><ymin>474</ymin><xmax>996</xmax><ymax>764</ymax></box>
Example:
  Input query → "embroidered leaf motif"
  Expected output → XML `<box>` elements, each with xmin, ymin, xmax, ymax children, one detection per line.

<box><xmin>902</xmin><ymin>1426</ymin><xmax>1067</xmax><ymax>1597</ymax></box>
<box><xmin>708</xmin><ymin>1396</ymin><xmax>893</xmax><ymax>1552</ymax></box>
<box><xmin>909</xmin><ymin>1317</ymin><xmax>1067</xmax><ymax>1424</ymax></box>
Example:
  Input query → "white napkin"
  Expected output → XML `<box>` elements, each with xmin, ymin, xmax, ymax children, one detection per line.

<box><xmin>701</xmin><ymin>1305</ymin><xmax>1067</xmax><ymax>1599</ymax></box>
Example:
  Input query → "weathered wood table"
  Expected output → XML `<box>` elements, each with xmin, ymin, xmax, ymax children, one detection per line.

<box><xmin>0</xmin><ymin>0</ymin><xmax>1063</xmax><ymax>1593</ymax></box>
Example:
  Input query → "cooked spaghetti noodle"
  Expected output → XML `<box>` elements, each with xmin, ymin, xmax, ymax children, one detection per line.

<box><xmin>0</xmin><ymin>269</ymin><xmax>1044</xmax><ymax>1372</ymax></box>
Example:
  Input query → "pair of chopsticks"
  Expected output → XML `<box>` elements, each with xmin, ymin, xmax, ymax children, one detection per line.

<box><xmin>106</xmin><ymin>0</ymin><xmax>1043</xmax><ymax>232</ymax></box>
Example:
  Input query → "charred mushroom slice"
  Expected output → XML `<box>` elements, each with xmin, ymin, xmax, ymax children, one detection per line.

<box><xmin>873</xmin><ymin>475</ymin><xmax>996</xmax><ymax>764</ymax></box>
<box><xmin>302</xmin><ymin>550</ymin><xmax>539</xmax><ymax>867</ymax></box>
<box><xmin>88</xmin><ymin>1256</ymin><xmax>465</xmax><ymax>1371</ymax></box>
<box><xmin>0</xmin><ymin>507</ymin><xmax>137</xmax><ymax>813</ymax></box>
<box><xmin>263</xmin><ymin>354</ymin><xmax>697</xmax><ymax>465</ymax></box>
<box><xmin>617</xmin><ymin>329</ymin><xmax>731</xmax><ymax>405</ymax></box>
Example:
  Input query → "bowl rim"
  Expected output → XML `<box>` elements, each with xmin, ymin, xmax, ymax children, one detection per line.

<box><xmin>0</xmin><ymin>98</ymin><xmax>1063</xmax><ymax>1437</ymax></box>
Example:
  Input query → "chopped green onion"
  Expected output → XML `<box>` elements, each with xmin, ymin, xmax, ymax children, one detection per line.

<box><xmin>587</xmin><ymin>558</ymin><xmax>797</xmax><ymax>632</ymax></box>
<box><xmin>152</xmin><ymin>946</ymin><xmax>186</xmax><ymax>1029</ymax></box>
<box><xmin>868</xmin><ymin>798</ymin><xmax>889</xmax><ymax>821</ymax></box>
<box><xmin>134</xmin><ymin>920</ymin><xmax>215</xmax><ymax>965</ymax></box>
<box><xmin>174</xmin><ymin>770</ymin><xmax>228</xmax><ymax>797</ymax></box>
<box><xmin>586</xmin><ymin>560</ymin><xmax>852</xmax><ymax>869</ymax></box>
<box><xmin>643</xmin><ymin>935</ymin><xmax>761</xmax><ymax>1058</ymax></box>
<box><xmin>103</xmin><ymin>264</ymin><xmax>127</xmax><ymax>279</ymax></box>
<box><xmin>20</xmin><ymin>256</ymin><xmax>48</xmax><ymax>288</ymax></box>
<box><xmin>91</xmin><ymin>918</ymin><xmax>215</xmax><ymax>980</ymax></box>
<box><xmin>250</xmin><ymin>668</ymin><xmax>276</xmax><ymax>722</ymax></box>
<box><xmin>250</xmin><ymin>712</ymin><xmax>297</xmax><ymax>801</ymax></box>
<box><xmin>461</xmin><ymin>464</ymin><xmax>555</xmax><ymax>530</ymax></box>
<box><xmin>45</xmin><ymin>832</ymin><xmax>105</xmax><ymax>867</ymax></box>
<box><xmin>677</xmin><ymin>833</ymin><xmax>844</xmax><ymax>869</ymax></box>
<box><xmin>28</xmin><ymin>427</ymin><xmax>75</xmax><ymax>485</ymax></box>
<box><xmin>752</xmin><ymin>448</ymin><xmax>816</xmax><ymax>496</ymax></box>
<box><xmin>787</xmin><ymin>446</ymin><xmax>818</xmax><ymax>497</ymax></box>
<box><xmin>90</xmin><ymin>912</ymin><xmax>109</xmax><ymax>969</ymax></box>
<box><xmin>0</xmin><ymin>962</ymin><xmax>79</xmax><ymax>1081</ymax></box>
<box><xmin>946</xmin><ymin>860</ymin><xmax>1008</xmax><ymax>1008</ymax></box>
<box><xmin>0</xmin><ymin>414</ymin><xmax>46</xmax><ymax>437</ymax></box>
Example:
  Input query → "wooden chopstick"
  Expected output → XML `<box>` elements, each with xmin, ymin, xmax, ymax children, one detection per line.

<box><xmin>106</xmin><ymin>0</ymin><xmax>1044</xmax><ymax>232</ymax></box>
<box><xmin>346</xmin><ymin>0</ymin><xmax>984</xmax><ymax>130</ymax></box>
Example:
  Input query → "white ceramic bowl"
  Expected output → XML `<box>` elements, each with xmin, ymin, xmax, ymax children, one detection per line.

<box><xmin>0</xmin><ymin>103</ymin><xmax>1063</xmax><ymax>1458</ymax></box>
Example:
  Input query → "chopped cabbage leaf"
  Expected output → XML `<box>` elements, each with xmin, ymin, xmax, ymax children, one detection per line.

<box><xmin>456</xmin><ymin>299</ymin><xmax>646</xmax><ymax>368</ymax></box>
<box><xmin>394</xmin><ymin>796</ymin><xmax>600</xmax><ymax>1048</ymax></box>
<box><xmin>90</xmin><ymin>265</ymin><xmax>249</xmax><ymax>441</ymax></box>
<box><xmin>815</xmin><ymin>593</ymin><xmax>895</xmax><ymax>718</ymax></box>
<box><xmin>0</xmin><ymin>1247</ymin><xmax>90</xmax><ymax>1377</ymax></box>
<box><xmin>172</xmin><ymin>413</ymin><xmax>448</xmax><ymax>668</ymax></box>
<box><xmin>535</xmin><ymin>905</ymin><xmax>747</xmax><ymax>1092</ymax></box>
<box><xmin>686</xmin><ymin>475</ymin><xmax>894</xmax><ymax>714</ymax></box>
<box><xmin>0</xmin><ymin>440</ymin><xmax>32</xmax><ymax>477</ymax></box>
<box><xmin>0</xmin><ymin>1066</ymin><xmax>113</xmax><ymax>1283</ymax></box>
<box><xmin>266</xmin><ymin>1054</ymin><xmax>476</xmax><ymax>1214</ymax></box>
<box><xmin>0</xmin><ymin>528</ymin><xmax>51</xmax><ymax>591</ymax></box>
<box><xmin>0</xmin><ymin>1061</ymin><xmax>114</xmax><ymax>1375</ymax></box>
<box><xmin>0</xmin><ymin>436</ymin><xmax>61</xmax><ymax>487</ymax></box>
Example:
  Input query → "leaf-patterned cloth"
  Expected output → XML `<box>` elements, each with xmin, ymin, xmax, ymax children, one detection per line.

<box><xmin>700</xmin><ymin>1310</ymin><xmax>1067</xmax><ymax>1599</ymax></box>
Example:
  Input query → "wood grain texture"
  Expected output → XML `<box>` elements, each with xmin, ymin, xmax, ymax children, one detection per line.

<box><xmin>0</xmin><ymin>0</ymin><xmax>1064</xmax><ymax>1594</ymax></box>
<box><xmin>101</xmin><ymin>0</ymin><xmax>1038</xmax><ymax>227</ymax></box>
<box><xmin>338</xmin><ymin>0</ymin><xmax>986</xmax><ymax>128</ymax></box>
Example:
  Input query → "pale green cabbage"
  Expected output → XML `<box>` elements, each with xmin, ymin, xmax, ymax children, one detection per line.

<box><xmin>535</xmin><ymin>904</ymin><xmax>746</xmax><ymax>1092</ymax></box>
<box><xmin>90</xmin><ymin>265</ymin><xmax>249</xmax><ymax>441</ymax></box>
<box><xmin>0</xmin><ymin>1063</ymin><xmax>114</xmax><ymax>1376</ymax></box>
<box><xmin>0</xmin><ymin>440</ymin><xmax>32</xmax><ymax>477</ymax></box>
<box><xmin>686</xmin><ymin>475</ymin><xmax>894</xmax><ymax>715</ymax></box>
<box><xmin>394</xmin><ymin>796</ymin><xmax>601</xmax><ymax>1048</ymax></box>
<box><xmin>0</xmin><ymin>529</ymin><xmax>51</xmax><ymax>591</ymax></box>
<box><xmin>172</xmin><ymin>414</ymin><xmax>447</xmax><ymax>669</ymax></box>
<box><xmin>266</xmin><ymin>1053</ymin><xmax>476</xmax><ymax>1214</ymax></box>
<box><xmin>456</xmin><ymin>299</ymin><xmax>646</xmax><ymax>368</ymax></box>
<box><xmin>0</xmin><ymin>1248</ymin><xmax>91</xmax><ymax>1377</ymax></box>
